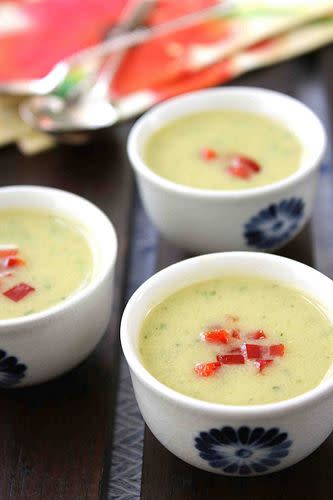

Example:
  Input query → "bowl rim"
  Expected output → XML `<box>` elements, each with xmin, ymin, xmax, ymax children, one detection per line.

<box><xmin>127</xmin><ymin>87</ymin><xmax>326</xmax><ymax>199</ymax></box>
<box><xmin>0</xmin><ymin>185</ymin><xmax>117</xmax><ymax>328</ymax></box>
<box><xmin>121</xmin><ymin>252</ymin><xmax>333</xmax><ymax>417</ymax></box>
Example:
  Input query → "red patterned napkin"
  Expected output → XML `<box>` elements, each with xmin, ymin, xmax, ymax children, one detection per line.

<box><xmin>1</xmin><ymin>0</ymin><xmax>333</xmax><ymax>154</ymax></box>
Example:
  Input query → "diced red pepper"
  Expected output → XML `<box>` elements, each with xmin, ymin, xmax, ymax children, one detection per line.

<box><xmin>244</xmin><ymin>344</ymin><xmax>266</xmax><ymax>359</ymax></box>
<box><xmin>232</xmin><ymin>329</ymin><xmax>240</xmax><ymax>339</ymax></box>
<box><xmin>244</xmin><ymin>343</ymin><xmax>285</xmax><ymax>359</ymax></box>
<box><xmin>225</xmin><ymin>154</ymin><xmax>261</xmax><ymax>179</ymax></box>
<box><xmin>0</xmin><ymin>247</ymin><xmax>18</xmax><ymax>258</ymax></box>
<box><xmin>200</xmin><ymin>148</ymin><xmax>218</xmax><ymax>161</ymax></box>
<box><xmin>255</xmin><ymin>359</ymin><xmax>273</xmax><ymax>373</ymax></box>
<box><xmin>249</xmin><ymin>329</ymin><xmax>267</xmax><ymax>340</ymax></box>
<box><xmin>2</xmin><ymin>256</ymin><xmax>25</xmax><ymax>268</ymax></box>
<box><xmin>202</xmin><ymin>329</ymin><xmax>229</xmax><ymax>344</ymax></box>
<box><xmin>217</xmin><ymin>354</ymin><xmax>245</xmax><ymax>365</ymax></box>
<box><xmin>236</xmin><ymin>155</ymin><xmax>261</xmax><ymax>173</ymax></box>
<box><xmin>269</xmin><ymin>344</ymin><xmax>285</xmax><ymax>357</ymax></box>
<box><xmin>194</xmin><ymin>362</ymin><xmax>221</xmax><ymax>377</ymax></box>
<box><xmin>3</xmin><ymin>283</ymin><xmax>35</xmax><ymax>302</ymax></box>
<box><xmin>227</xmin><ymin>164</ymin><xmax>252</xmax><ymax>179</ymax></box>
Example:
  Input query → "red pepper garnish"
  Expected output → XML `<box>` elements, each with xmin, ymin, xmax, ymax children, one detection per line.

<box><xmin>3</xmin><ymin>283</ymin><xmax>35</xmax><ymax>302</ymax></box>
<box><xmin>269</xmin><ymin>344</ymin><xmax>285</xmax><ymax>357</ymax></box>
<box><xmin>225</xmin><ymin>154</ymin><xmax>261</xmax><ymax>180</ymax></box>
<box><xmin>201</xmin><ymin>329</ymin><xmax>229</xmax><ymax>344</ymax></box>
<box><xmin>2</xmin><ymin>256</ymin><xmax>25</xmax><ymax>268</ymax></box>
<box><xmin>227</xmin><ymin>164</ymin><xmax>252</xmax><ymax>179</ymax></box>
<box><xmin>244</xmin><ymin>344</ymin><xmax>265</xmax><ymax>359</ymax></box>
<box><xmin>194</xmin><ymin>362</ymin><xmax>221</xmax><ymax>377</ymax></box>
<box><xmin>200</xmin><ymin>148</ymin><xmax>218</xmax><ymax>161</ymax></box>
<box><xmin>217</xmin><ymin>354</ymin><xmax>245</xmax><ymax>365</ymax></box>
<box><xmin>244</xmin><ymin>343</ymin><xmax>285</xmax><ymax>359</ymax></box>
<box><xmin>255</xmin><ymin>359</ymin><xmax>273</xmax><ymax>373</ymax></box>
<box><xmin>0</xmin><ymin>248</ymin><xmax>18</xmax><ymax>259</ymax></box>
<box><xmin>195</xmin><ymin>322</ymin><xmax>285</xmax><ymax>376</ymax></box>
<box><xmin>232</xmin><ymin>329</ymin><xmax>241</xmax><ymax>339</ymax></box>
<box><xmin>238</xmin><ymin>155</ymin><xmax>261</xmax><ymax>172</ymax></box>
<box><xmin>249</xmin><ymin>329</ymin><xmax>267</xmax><ymax>340</ymax></box>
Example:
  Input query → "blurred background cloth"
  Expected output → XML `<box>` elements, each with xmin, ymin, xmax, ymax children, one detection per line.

<box><xmin>1</xmin><ymin>0</ymin><xmax>333</xmax><ymax>154</ymax></box>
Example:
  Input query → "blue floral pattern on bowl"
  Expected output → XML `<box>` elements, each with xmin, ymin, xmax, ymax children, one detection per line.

<box><xmin>244</xmin><ymin>198</ymin><xmax>305</xmax><ymax>249</ymax></box>
<box><xmin>0</xmin><ymin>349</ymin><xmax>27</xmax><ymax>388</ymax></box>
<box><xmin>195</xmin><ymin>426</ymin><xmax>292</xmax><ymax>475</ymax></box>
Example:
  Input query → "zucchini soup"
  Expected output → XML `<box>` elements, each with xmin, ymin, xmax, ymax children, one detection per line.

<box><xmin>0</xmin><ymin>209</ymin><xmax>93</xmax><ymax>319</ymax></box>
<box><xmin>139</xmin><ymin>276</ymin><xmax>333</xmax><ymax>405</ymax></box>
<box><xmin>143</xmin><ymin>110</ymin><xmax>302</xmax><ymax>190</ymax></box>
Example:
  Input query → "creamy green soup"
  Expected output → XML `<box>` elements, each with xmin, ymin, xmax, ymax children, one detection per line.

<box><xmin>0</xmin><ymin>210</ymin><xmax>93</xmax><ymax>319</ymax></box>
<box><xmin>144</xmin><ymin>110</ymin><xmax>302</xmax><ymax>190</ymax></box>
<box><xmin>139</xmin><ymin>276</ymin><xmax>333</xmax><ymax>405</ymax></box>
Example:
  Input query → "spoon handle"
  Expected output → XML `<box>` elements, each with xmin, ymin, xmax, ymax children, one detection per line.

<box><xmin>69</xmin><ymin>1</ymin><xmax>234</xmax><ymax>66</ymax></box>
<box><xmin>87</xmin><ymin>0</ymin><xmax>157</xmax><ymax>101</ymax></box>
<box><xmin>0</xmin><ymin>1</ymin><xmax>233</xmax><ymax>96</ymax></box>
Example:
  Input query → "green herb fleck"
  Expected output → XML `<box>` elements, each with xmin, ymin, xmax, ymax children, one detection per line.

<box><xmin>23</xmin><ymin>310</ymin><xmax>34</xmax><ymax>316</ymax></box>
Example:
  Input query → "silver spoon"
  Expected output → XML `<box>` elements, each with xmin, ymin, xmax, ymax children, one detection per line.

<box><xmin>19</xmin><ymin>0</ymin><xmax>156</xmax><ymax>133</ymax></box>
<box><xmin>18</xmin><ymin>1</ymin><xmax>233</xmax><ymax>134</ymax></box>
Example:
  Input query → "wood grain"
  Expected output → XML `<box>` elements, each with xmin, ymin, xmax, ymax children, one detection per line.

<box><xmin>0</xmin><ymin>124</ymin><xmax>134</xmax><ymax>499</ymax></box>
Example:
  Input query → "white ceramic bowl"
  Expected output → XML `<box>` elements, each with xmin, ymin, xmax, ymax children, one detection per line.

<box><xmin>128</xmin><ymin>87</ymin><xmax>326</xmax><ymax>253</ymax></box>
<box><xmin>0</xmin><ymin>186</ymin><xmax>117</xmax><ymax>387</ymax></box>
<box><xmin>121</xmin><ymin>252</ymin><xmax>333</xmax><ymax>476</ymax></box>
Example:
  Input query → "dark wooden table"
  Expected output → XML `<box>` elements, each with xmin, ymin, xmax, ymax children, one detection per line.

<box><xmin>0</xmin><ymin>45</ymin><xmax>333</xmax><ymax>499</ymax></box>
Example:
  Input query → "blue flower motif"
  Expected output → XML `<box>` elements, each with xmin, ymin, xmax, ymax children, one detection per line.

<box><xmin>244</xmin><ymin>198</ymin><xmax>305</xmax><ymax>250</ymax></box>
<box><xmin>195</xmin><ymin>426</ymin><xmax>292</xmax><ymax>475</ymax></box>
<box><xmin>0</xmin><ymin>349</ymin><xmax>27</xmax><ymax>388</ymax></box>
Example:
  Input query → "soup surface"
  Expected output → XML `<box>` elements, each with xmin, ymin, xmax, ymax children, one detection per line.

<box><xmin>139</xmin><ymin>276</ymin><xmax>333</xmax><ymax>405</ymax></box>
<box><xmin>144</xmin><ymin>110</ymin><xmax>302</xmax><ymax>190</ymax></box>
<box><xmin>0</xmin><ymin>210</ymin><xmax>93</xmax><ymax>319</ymax></box>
